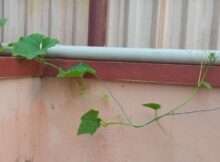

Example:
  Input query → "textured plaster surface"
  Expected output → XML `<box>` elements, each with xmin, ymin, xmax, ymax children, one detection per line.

<box><xmin>0</xmin><ymin>78</ymin><xmax>219</xmax><ymax>162</ymax></box>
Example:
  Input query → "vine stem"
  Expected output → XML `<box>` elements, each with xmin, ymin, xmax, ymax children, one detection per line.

<box><xmin>95</xmin><ymin>75</ymin><xmax>133</xmax><ymax>124</ymax></box>
<box><xmin>103</xmin><ymin>58</ymin><xmax>213</xmax><ymax>128</ymax></box>
<box><xmin>74</xmin><ymin>79</ymin><xmax>94</xmax><ymax>108</ymax></box>
<box><xmin>197</xmin><ymin>57</ymin><xmax>204</xmax><ymax>86</ymax></box>
<box><xmin>103</xmin><ymin>87</ymin><xmax>199</xmax><ymax>128</ymax></box>
<box><xmin>174</xmin><ymin>106</ymin><xmax>220</xmax><ymax>115</ymax></box>
<box><xmin>134</xmin><ymin>87</ymin><xmax>200</xmax><ymax>128</ymax></box>
<box><xmin>199</xmin><ymin>66</ymin><xmax>210</xmax><ymax>86</ymax></box>
<box><xmin>35</xmin><ymin>57</ymin><xmax>62</xmax><ymax>71</ymax></box>
<box><xmin>103</xmin><ymin>82</ymin><xmax>200</xmax><ymax>128</ymax></box>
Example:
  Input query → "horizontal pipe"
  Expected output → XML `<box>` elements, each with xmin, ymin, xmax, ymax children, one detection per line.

<box><xmin>1</xmin><ymin>44</ymin><xmax>220</xmax><ymax>65</ymax></box>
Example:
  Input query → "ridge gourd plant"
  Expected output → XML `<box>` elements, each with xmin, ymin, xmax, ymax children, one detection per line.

<box><xmin>0</xmin><ymin>19</ymin><xmax>219</xmax><ymax>135</ymax></box>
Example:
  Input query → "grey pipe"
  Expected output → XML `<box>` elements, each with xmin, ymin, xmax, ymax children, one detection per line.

<box><xmin>1</xmin><ymin>44</ymin><xmax>220</xmax><ymax>65</ymax></box>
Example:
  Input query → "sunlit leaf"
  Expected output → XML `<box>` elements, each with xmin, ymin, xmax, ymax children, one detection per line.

<box><xmin>57</xmin><ymin>63</ymin><xmax>96</xmax><ymax>78</ymax></box>
<box><xmin>143</xmin><ymin>103</ymin><xmax>161</xmax><ymax>110</ymax></box>
<box><xmin>78</xmin><ymin>109</ymin><xmax>101</xmax><ymax>135</ymax></box>
<box><xmin>12</xmin><ymin>33</ymin><xmax>59</xmax><ymax>60</ymax></box>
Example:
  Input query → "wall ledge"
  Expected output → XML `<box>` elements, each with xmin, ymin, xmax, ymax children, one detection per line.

<box><xmin>0</xmin><ymin>56</ymin><xmax>220</xmax><ymax>86</ymax></box>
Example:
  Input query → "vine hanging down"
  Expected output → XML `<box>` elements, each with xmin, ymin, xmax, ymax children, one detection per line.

<box><xmin>0</xmin><ymin>19</ymin><xmax>219</xmax><ymax>135</ymax></box>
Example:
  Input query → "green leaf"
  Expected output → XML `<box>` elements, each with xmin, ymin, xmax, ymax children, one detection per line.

<box><xmin>143</xmin><ymin>103</ymin><xmax>161</xmax><ymax>110</ymax></box>
<box><xmin>78</xmin><ymin>109</ymin><xmax>101</xmax><ymax>135</ymax></box>
<box><xmin>201</xmin><ymin>81</ymin><xmax>212</xmax><ymax>90</ymax></box>
<box><xmin>0</xmin><ymin>19</ymin><xmax>6</xmax><ymax>26</ymax></box>
<box><xmin>12</xmin><ymin>33</ymin><xmax>59</xmax><ymax>60</ymax></box>
<box><xmin>57</xmin><ymin>63</ymin><xmax>96</xmax><ymax>78</ymax></box>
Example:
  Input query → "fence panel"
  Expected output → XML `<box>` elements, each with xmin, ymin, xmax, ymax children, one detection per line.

<box><xmin>107</xmin><ymin>0</ymin><xmax>220</xmax><ymax>49</ymax></box>
<box><xmin>0</xmin><ymin>0</ymin><xmax>89</xmax><ymax>45</ymax></box>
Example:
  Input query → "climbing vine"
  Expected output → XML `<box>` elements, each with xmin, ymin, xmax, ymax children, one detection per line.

<box><xmin>0</xmin><ymin>19</ymin><xmax>218</xmax><ymax>135</ymax></box>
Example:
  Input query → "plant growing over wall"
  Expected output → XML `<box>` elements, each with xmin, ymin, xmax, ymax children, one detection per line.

<box><xmin>0</xmin><ymin>19</ymin><xmax>218</xmax><ymax>135</ymax></box>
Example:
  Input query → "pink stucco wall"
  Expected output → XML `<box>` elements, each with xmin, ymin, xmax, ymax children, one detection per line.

<box><xmin>0</xmin><ymin>77</ymin><xmax>219</xmax><ymax>162</ymax></box>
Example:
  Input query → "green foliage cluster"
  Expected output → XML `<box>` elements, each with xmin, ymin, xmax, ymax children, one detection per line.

<box><xmin>0</xmin><ymin>19</ymin><xmax>218</xmax><ymax>135</ymax></box>
<box><xmin>58</xmin><ymin>63</ymin><xmax>96</xmax><ymax>78</ymax></box>
<box><xmin>12</xmin><ymin>33</ymin><xmax>59</xmax><ymax>59</ymax></box>
<box><xmin>78</xmin><ymin>109</ymin><xmax>102</xmax><ymax>135</ymax></box>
